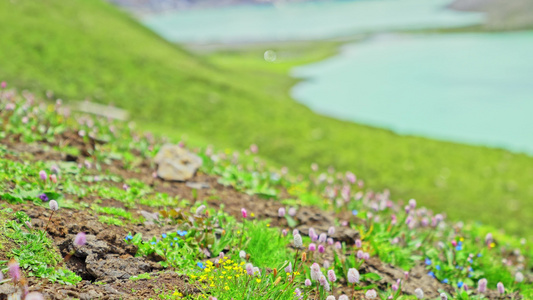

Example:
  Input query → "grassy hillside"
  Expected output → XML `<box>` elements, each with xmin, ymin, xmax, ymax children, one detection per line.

<box><xmin>1</xmin><ymin>0</ymin><xmax>533</xmax><ymax>239</ymax></box>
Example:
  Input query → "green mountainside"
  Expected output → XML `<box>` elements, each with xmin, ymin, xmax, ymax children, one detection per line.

<box><xmin>1</xmin><ymin>0</ymin><xmax>533</xmax><ymax>239</ymax></box>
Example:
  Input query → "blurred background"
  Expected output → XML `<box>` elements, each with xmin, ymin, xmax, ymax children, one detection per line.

<box><xmin>1</xmin><ymin>0</ymin><xmax>532</xmax><ymax>238</ymax></box>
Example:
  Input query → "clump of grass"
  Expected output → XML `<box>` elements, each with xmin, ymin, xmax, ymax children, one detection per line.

<box><xmin>0</xmin><ymin>208</ymin><xmax>81</xmax><ymax>285</ymax></box>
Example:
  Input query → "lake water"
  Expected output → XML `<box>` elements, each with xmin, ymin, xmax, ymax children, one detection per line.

<box><xmin>143</xmin><ymin>0</ymin><xmax>482</xmax><ymax>43</ymax></box>
<box><xmin>143</xmin><ymin>0</ymin><xmax>533</xmax><ymax>154</ymax></box>
<box><xmin>292</xmin><ymin>32</ymin><xmax>533</xmax><ymax>154</ymax></box>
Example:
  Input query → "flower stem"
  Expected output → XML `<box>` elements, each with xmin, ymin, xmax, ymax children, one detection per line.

<box><xmin>44</xmin><ymin>211</ymin><xmax>55</xmax><ymax>232</ymax></box>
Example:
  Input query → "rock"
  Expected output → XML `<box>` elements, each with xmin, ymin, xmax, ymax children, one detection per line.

<box><xmin>186</xmin><ymin>181</ymin><xmax>210</xmax><ymax>189</ymax></box>
<box><xmin>79</xmin><ymin>289</ymin><xmax>103</xmax><ymax>300</ymax></box>
<box><xmin>154</xmin><ymin>144</ymin><xmax>202</xmax><ymax>181</ymax></box>
<box><xmin>0</xmin><ymin>283</ymin><xmax>18</xmax><ymax>296</ymax></box>
<box><xmin>86</xmin><ymin>254</ymin><xmax>154</xmax><ymax>280</ymax></box>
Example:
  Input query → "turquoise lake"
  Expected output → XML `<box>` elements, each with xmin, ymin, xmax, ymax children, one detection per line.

<box><xmin>143</xmin><ymin>0</ymin><xmax>533</xmax><ymax>154</ymax></box>
<box><xmin>292</xmin><ymin>32</ymin><xmax>533</xmax><ymax>154</ymax></box>
<box><xmin>143</xmin><ymin>0</ymin><xmax>482</xmax><ymax>43</ymax></box>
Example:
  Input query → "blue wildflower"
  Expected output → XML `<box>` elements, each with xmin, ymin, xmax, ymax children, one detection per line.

<box><xmin>162</xmin><ymin>233</ymin><xmax>167</xmax><ymax>239</ymax></box>
<box><xmin>125</xmin><ymin>234</ymin><xmax>133</xmax><ymax>240</ymax></box>
<box><xmin>442</xmin><ymin>278</ymin><xmax>449</xmax><ymax>284</ymax></box>
<box><xmin>352</xmin><ymin>210</ymin><xmax>358</xmax><ymax>216</ymax></box>
<box><xmin>174</xmin><ymin>237</ymin><xmax>178</xmax><ymax>241</ymax></box>
<box><xmin>177</xmin><ymin>230</ymin><xmax>187</xmax><ymax>236</ymax></box>
<box><xmin>468</xmin><ymin>258</ymin><xmax>473</xmax><ymax>263</ymax></box>
<box><xmin>151</xmin><ymin>241</ymin><xmax>156</xmax><ymax>245</ymax></box>
<box><xmin>428</xmin><ymin>271</ymin><xmax>435</xmax><ymax>278</ymax></box>
<box><xmin>197</xmin><ymin>262</ymin><xmax>205</xmax><ymax>269</ymax></box>
<box><xmin>425</xmin><ymin>258</ymin><xmax>432</xmax><ymax>265</ymax></box>
<box><xmin>477</xmin><ymin>253</ymin><xmax>482</xmax><ymax>257</ymax></box>
<box><xmin>436</xmin><ymin>265</ymin><xmax>441</xmax><ymax>271</ymax></box>
<box><xmin>455</xmin><ymin>245</ymin><xmax>462</xmax><ymax>251</ymax></box>
<box><xmin>468</xmin><ymin>273</ymin><xmax>473</xmax><ymax>278</ymax></box>
<box><xmin>458</xmin><ymin>282</ymin><xmax>464</xmax><ymax>288</ymax></box>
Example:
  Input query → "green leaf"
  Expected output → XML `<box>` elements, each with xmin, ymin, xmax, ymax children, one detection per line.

<box><xmin>361</xmin><ymin>272</ymin><xmax>381</xmax><ymax>281</ymax></box>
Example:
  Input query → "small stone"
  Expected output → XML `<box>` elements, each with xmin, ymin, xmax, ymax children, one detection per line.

<box><xmin>154</xmin><ymin>144</ymin><xmax>202</xmax><ymax>181</ymax></box>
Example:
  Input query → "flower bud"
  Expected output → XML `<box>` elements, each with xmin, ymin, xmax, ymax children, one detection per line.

<box><xmin>515</xmin><ymin>272</ymin><xmax>524</xmax><ymax>283</ymax></box>
<box><xmin>39</xmin><ymin>170</ymin><xmax>47</xmax><ymax>181</ymax></box>
<box><xmin>323</xmin><ymin>260</ymin><xmax>330</xmax><ymax>269</ymax></box>
<box><xmin>285</xmin><ymin>262</ymin><xmax>292</xmax><ymax>273</ymax></box>
<box><xmin>328</xmin><ymin>226</ymin><xmax>335</xmax><ymax>235</ymax></box>
<box><xmin>8</xmin><ymin>259</ymin><xmax>21</xmax><ymax>282</ymax></box>
<box><xmin>497</xmin><ymin>282</ymin><xmax>505</xmax><ymax>295</ymax></box>
<box><xmin>347</xmin><ymin>268</ymin><xmax>359</xmax><ymax>283</ymax></box>
<box><xmin>24</xmin><ymin>293</ymin><xmax>44</xmax><ymax>300</ymax></box>
<box><xmin>327</xmin><ymin>269</ymin><xmax>337</xmax><ymax>282</ymax></box>
<box><xmin>414</xmin><ymin>288</ymin><xmax>424</xmax><ymax>299</ymax></box>
<box><xmin>310</xmin><ymin>263</ymin><xmax>321</xmax><ymax>281</ymax></box>
<box><xmin>309</xmin><ymin>243</ymin><xmax>316</xmax><ymax>252</ymax></box>
<box><xmin>278</xmin><ymin>207</ymin><xmax>285</xmax><ymax>217</ymax></box>
<box><xmin>195</xmin><ymin>205</ymin><xmax>206</xmax><ymax>215</ymax></box>
<box><xmin>365</xmin><ymin>289</ymin><xmax>377</xmax><ymax>299</ymax></box>
<box><xmin>288</xmin><ymin>207</ymin><xmax>297</xmax><ymax>216</ymax></box>
<box><xmin>74</xmin><ymin>232</ymin><xmax>87</xmax><ymax>247</ymax></box>
<box><xmin>246</xmin><ymin>263</ymin><xmax>254</xmax><ymax>276</ymax></box>
<box><xmin>319</xmin><ymin>233</ymin><xmax>327</xmax><ymax>243</ymax></box>
<box><xmin>319</xmin><ymin>274</ymin><xmax>327</xmax><ymax>286</ymax></box>
<box><xmin>241</xmin><ymin>208</ymin><xmax>247</xmax><ymax>218</ymax></box>
<box><xmin>301</xmin><ymin>252</ymin><xmax>307</xmax><ymax>262</ymax></box>
<box><xmin>49</xmin><ymin>200</ymin><xmax>59</xmax><ymax>211</ymax></box>
<box><xmin>293</xmin><ymin>234</ymin><xmax>303</xmax><ymax>248</ymax></box>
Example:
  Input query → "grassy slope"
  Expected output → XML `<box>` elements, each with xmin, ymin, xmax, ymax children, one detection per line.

<box><xmin>1</xmin><ymin>0</ymin><xmax>533</xmax><ymax>238</ymax></box>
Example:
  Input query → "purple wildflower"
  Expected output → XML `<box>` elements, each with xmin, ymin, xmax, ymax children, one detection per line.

<box><xmin>327</xmin><ymin>269</ymin><xmax>337</xmax><ymax>282</ymax></box>
<box><xmin>365</xmin><ymin>289</ymin><xmax>377</xmax><ymax>299</ymax></box>
<box><xmin>497</xmin><ymin>282</ymin><xmax>505</xmax><ymax>295</ymax></box>
<box><xmin>39</xmin><ymin>170</ymin><xmax>47</xmax><ymax>181</ymax></box>
<box><xmin>74</xmin><ymin>232</ymin><xmax>87</xmax><ymax>247</ymax></box>
<box><xmin>328</xmin><ymin>226</ymin><xmax>335</xmax><ymax>235</ymax></box>
<box><xmin>318</xmin><ymin>233</ymin><xmax>327</xmax><ymax>243</ymax></box>
<box><xmin>245</xmin><ymin>263</ymin><xmax>254</xmax><ymax>276</ymax></box>
<box><xmin>310</xmin><ymin>263</ymin><xmax>321</xmax><ymax>281</ymax></box>
<box><xmin>347</xmin><ymin>268</ymin><xmax>360</xmax><ymax>283</ymax></box>
<box><xmin>8</xmin><ymin>259</ymin><xmax>21</xmax><ymax>282</ymax></box>
<box><xmin>278</xmin><ymin>207</ymin><xmax>286</xmax><ymax>217</ymax></box>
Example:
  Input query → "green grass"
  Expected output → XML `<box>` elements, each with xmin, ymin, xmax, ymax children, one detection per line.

<box><xmin>1</xmin><ymin>0</ymin><xmax>533</xmax><ymax>240</ymax></box>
